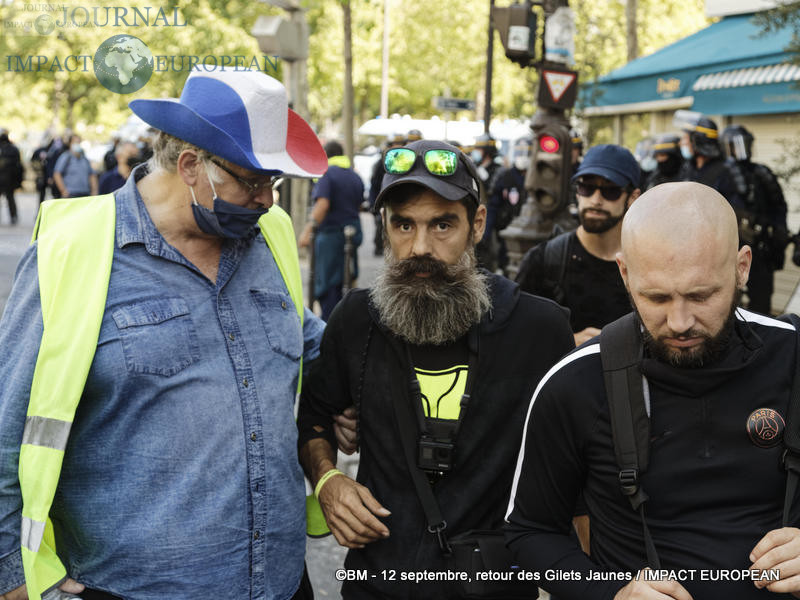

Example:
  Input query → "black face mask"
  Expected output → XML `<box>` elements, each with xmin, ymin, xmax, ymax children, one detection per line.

<box><xmin>656</xmin><ymin>154</ymin><xmax>682</xmax><ymax>177</ymax></box>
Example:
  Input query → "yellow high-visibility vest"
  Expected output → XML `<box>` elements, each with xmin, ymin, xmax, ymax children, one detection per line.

<box><xmin>20</xmin><ymin>194</ymin><xmax>326</xmax><ymax>600</ymax></box>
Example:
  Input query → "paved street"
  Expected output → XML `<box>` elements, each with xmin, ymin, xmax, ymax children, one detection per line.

<box><xmin>0</xmin><ymin>191</ymin><xmax>39</xmax><ymax>311</ymax></box>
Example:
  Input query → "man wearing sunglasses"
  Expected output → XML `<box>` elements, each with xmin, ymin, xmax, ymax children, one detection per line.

<box><xmin>516</xmin><ymin>144</ymin><xmax>641</xmax><ymax>347</ymax></box>
<box><xmin>0</xmin><ymin>70</ymin><xmax>328</xmax><ymax>600</ymax></box>
<box><xmin>298</xmin><ymin>140</ymin><xmax>574</xmax><ymax>599</ymax></box>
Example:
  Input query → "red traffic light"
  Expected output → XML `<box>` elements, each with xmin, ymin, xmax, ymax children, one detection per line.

<box><xmin>539</xmin><ymin>135</ymin><xmax>560</xmax><ymax>153</ymax></box>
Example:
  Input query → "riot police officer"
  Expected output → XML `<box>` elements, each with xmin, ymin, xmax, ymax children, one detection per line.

<box><xmin>480</xmin><ymin>137</ymin><xmax>532</xmax><ymax>272</ymax></box>
<box><xmin>570</xmin><ymin>128</ymin><xmax>584</xmax><ymax>175</ymax></box>
<box><xmin>644</xmin><ymin>133</ymin><xmax>683</xmax><ymax>191</ymax></box>
<box><xmin>674</xmin><ymin>110</ymin><xmax>733</xmax><ymax>193</ymax></box>
<box><xmin>719</xmin><ymin>124</ymin><xmax>789</xmax><ymax>314</ymax></box>
<box><xmin>470</xmin><ymin>133</ymin><xmax>501</xmax><ymax>187</ymax></box>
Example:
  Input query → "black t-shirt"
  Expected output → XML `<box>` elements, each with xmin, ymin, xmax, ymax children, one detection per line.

<box><xmin>517</xmin><ymin>232</ymin><xmax>631</xmax><ymax>332</ymax></box>
<box><xmin>409</xmin><ymin>337</ymin><xmax>469</xmax><ymax>422</ymax></box>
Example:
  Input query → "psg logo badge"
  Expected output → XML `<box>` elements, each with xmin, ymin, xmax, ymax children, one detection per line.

<box><xmin>746</xmin><ymin>408</ymin><xmax>785</xmax><ymax>449</ymax></box>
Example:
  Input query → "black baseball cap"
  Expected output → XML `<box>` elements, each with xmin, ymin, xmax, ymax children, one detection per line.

<box><xmin>374</xmin><ymin>140</ymin><xmax>481</xmax><ymax>210</ymax></box>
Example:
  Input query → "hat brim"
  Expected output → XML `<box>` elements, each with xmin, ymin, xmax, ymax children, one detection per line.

<box><xmin>374</xmin><ymin>174</ymin><xmax>478</xmax><ymax>210</ymax></box>
<box><xmin>129</xmin><ymin>99</ymin><xmax>327</xmax><ymax>178</ymax></box>
<box><xmin>571</xmin><ymin>165</ymin><xmax>630</xmax><ymax>187</ymax></box>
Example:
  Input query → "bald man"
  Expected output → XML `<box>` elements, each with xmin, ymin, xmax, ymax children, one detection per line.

<box><xmin>505</xmin><ymin>182</ymin><xmax>800</xmax><ymax>600</ymax></box>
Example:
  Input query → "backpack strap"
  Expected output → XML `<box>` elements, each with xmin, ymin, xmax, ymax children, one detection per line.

<box><xmin>600</xmin><ymin>313</ymin><xmax>661</xmax><ymax>568</ymax></box>
<box><xmin>782</xmin><ymin>314</ymin><xmax>800</xmax><ymax>526</ymax></box>
<box><xmin>541</xmin><ymin>232</ymin><xmax>571</xmax><ymax>306</ymax></box>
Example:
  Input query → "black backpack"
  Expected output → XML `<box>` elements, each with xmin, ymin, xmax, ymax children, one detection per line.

<box><xmin>599</xmin><ymin>312</ymin><xmax>800</xmax><ymax>569</ymax></box>
<box><xmin>516</xmin><ymin>231</ymin><xmax>571</xmax><ymax>305</ymax></box>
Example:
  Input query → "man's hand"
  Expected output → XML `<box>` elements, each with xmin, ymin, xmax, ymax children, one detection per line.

<box><xmin>317</xmin><ymin>472</ymin><xmax>391</xmax><ymax>549</ymax></box>
<box><xmin>298</xmin><ymin>224</ymin><xmax>313</xmax><ymax>248</ymax></box>
<box><xmin>1</xmin><ymin>578</ymin><xmax>85</xmax><ymax>600</ymax></box>
<box><xmin>0</xmin><ymin>584</ymin><xmax>26</xmax><ymax>600</ymax></box>
<box><xmin>574</xmin><ymin>327</ymin><xmax>602</xmax><ymax>347</ymax></box>
<box><xmin>750</xmin><ymin>527</ymin><xmax>800</xmax><ymax>594</ymax></box>
<box><xmin>614</xmin><ymin>570</ymin><xmax>693</xmax><ymax>600</ymax></box>
<box><xmin>333</xmin><ymin>407</ymin><xmax>358</xmax><ymax>455</ymax></box>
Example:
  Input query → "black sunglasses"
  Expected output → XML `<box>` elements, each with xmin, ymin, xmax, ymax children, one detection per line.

<box><xmin>209</xmin><ymin>159</ymin><xmax>279</xmax><ymax>197</ymax></box>
<box><xmin>575</xmin><ymin>181</ymin><xmax>628</xmax><ymax>201</ymax></box>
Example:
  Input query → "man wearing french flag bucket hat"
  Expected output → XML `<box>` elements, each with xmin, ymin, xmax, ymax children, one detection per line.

<box><xmin>0</xmin><ymin>70</ymin><xmax>327</xmax><ymax>600</ymax></box>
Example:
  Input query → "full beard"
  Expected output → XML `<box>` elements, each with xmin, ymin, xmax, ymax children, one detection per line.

<box><xmin>579</xmin><ymin>208</ymin><xmax>624</xmax><ymax>234</ymax></box>
<box><xmin>637</xmin><ymin>290</ymin><xmax>742</xmax><ymax>369</ymax></box>
<box><xmin>369</xmin><ymin>246</ymin><xmax>491</xmax><ymax>346</ymax></box>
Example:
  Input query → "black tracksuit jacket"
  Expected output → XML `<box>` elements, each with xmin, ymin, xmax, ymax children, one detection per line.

<box><xmin>298</xmin><ymin>273</ymin><xmax>574</xmax><ymax>599</ymax></box>
<box><xmin>505</xmin><ymin>309</ymin><xmax>800</xmax><ymax>600</ymax></box>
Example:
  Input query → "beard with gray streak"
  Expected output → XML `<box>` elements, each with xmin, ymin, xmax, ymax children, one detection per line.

<box><xmin>369</xmin><ymin>245</ymin><xmax>491</xmax><ymax>346</ymax></box>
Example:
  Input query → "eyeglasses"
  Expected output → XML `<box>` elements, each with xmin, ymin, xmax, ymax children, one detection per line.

<box><xmin>575</xmin><ymin>181</ymin><xmax>627</xmax><ymax>201</ymax></box>
<box><xmin>209</xmin><ymin>158</ymin><xmax>279</xmax><ymax>197</ymax></box>
<box><xmin>384</xmin><ymin>148</ymin><xmax>459</xmax><ymax>177</ymax></box>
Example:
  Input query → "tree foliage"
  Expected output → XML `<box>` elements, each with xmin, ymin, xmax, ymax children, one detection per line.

<box><xmin>0</xmin><ymin>0</ymin><xmax>277</xmax><ymax>139</ymax></box>
<box><xmin>752</xmin><ymin>1</ymin><xmax>800</xmax><ymax>65</ymax></box>
<box><xmin>0</xmin><ymin>0</ymin><xmax>708</xmax><ymax>146</ymax></box>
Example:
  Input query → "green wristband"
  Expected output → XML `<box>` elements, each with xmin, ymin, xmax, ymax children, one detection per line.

<box><xmin>314</xmin><ymin>468</ymin><xmax>344</xmax><ymax>499</ymax></box>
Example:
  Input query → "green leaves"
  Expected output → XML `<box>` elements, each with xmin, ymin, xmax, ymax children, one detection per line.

<box><xmin>0</xmin><ymin>0</ymin><xmax>710</xmax><ymax>145</ymax></box>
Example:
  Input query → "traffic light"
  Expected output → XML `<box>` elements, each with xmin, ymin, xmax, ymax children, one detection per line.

<box><xmin>491</xmin><ymin>1</ymin><xmax>537</xmax><ymax>67</ymax></box>
<box><xmin>525</xmin><ymin>122</ymin><xmax>572</xmax><ymax>215</ymax></box>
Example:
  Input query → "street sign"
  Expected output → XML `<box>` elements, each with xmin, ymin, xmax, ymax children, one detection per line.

<box><xmin>434</xmin><ymin>97</ymin><xmax>476</xmax><ymax>112</ymax></box>
<box><xmin>538</xmin><ymin>68</ymin><xmax>578</xmax><ymax>109</ymax></box>
<box><xmin>544</xmin><ymin>7</ymin><xmax>575</xmax><ymax>65</ymax></box>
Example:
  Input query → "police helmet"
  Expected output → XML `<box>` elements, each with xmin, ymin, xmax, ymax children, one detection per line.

<box><xmin>406</xmin><ymin>129</ymin><xmax>423</xmax><ymax>142</ymax></box>
<box><xmin>721</xmin><ymin>125</ymin><xmax>754</xmax><ymax>162</ymax></box>
<box><xmin>569</xmin><ymin>128</ymin><xmax>583</xmax><ymax>151</ymax></box>
<box><xmin>385</xmin><ymin>132</ymin><xmax>406</xmax><ymax>147</ymax></box>
<box><xmin>672</xmin><ymin>110</ymin><xmax>721</xmax><ymax>159</ymax></box>
<box><xmin>651</xmin><ymin>133</ymin><xmax>681</xmax><ymax>158</ymax></box>
<box><xmin>473</xmin><ymin>133</ymin><xmax>498</xmax><ymax>156</ymax></box>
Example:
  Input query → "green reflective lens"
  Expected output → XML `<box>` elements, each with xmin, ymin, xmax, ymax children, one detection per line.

<box><xmin>384</xmin><ymin>148</ymin><xmax>416</xmax><ymax>174</ymax></box>
<box><xmin>423</xmin><ymin>149</ymin><xmax>458</xmax><ymax>176</ymax></box>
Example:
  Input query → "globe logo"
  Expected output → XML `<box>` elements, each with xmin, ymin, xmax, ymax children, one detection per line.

<box><xmin>94</xmin><ymin>35</ymin><xmax>154</xmax><ymax>94</ymax></box>
<box><xmin>34</xmin><ymin>14</ymin><xmax>56</xmax><ymax>36</ymax></box>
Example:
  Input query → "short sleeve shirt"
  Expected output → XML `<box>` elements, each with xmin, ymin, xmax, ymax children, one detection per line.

<box><xmin>312</xmin><ymin>165</ymin><xmax>364</xmax><ymax>228</ymax></box>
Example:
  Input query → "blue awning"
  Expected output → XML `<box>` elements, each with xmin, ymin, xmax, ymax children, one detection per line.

<box><xmin>579</xmin><ymin>13</ymin><xmax>799</xmax><ymax>116</ymax></box>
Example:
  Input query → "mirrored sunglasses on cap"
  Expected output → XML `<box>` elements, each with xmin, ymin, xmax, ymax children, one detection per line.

<box><xmin>575</xmin><ymin>180</ymin><xmax>627</xmax><ymax>201</ymax></box>
<box><xmin>384</xmin><ymin>147</ymin><xmax>459</xmax><ymax>177</ymax></box>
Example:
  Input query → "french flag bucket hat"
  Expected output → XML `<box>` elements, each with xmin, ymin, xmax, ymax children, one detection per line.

<box><xmin>129</xmin><ymin>69</ymin><xmax>327</xmax><ymax>178</ymax></box>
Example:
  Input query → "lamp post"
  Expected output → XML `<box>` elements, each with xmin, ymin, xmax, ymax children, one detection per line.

<box><xmin>493</xmin><ymin>0</ymin><xmax>578</xmax><ymax>277</ymax></box>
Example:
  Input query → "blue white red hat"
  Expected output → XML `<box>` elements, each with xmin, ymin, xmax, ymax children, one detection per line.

<box><xmin>129</xmin><ymin>69</ymin><xmax>327</xmax><ymax>178</ymax></box>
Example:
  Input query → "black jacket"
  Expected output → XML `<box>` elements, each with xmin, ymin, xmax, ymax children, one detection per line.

<box><xmin>298</xmin><ymin>273</ymin><xmax>574</xmax><ymax>599</ymax></box>
<box><xmin>0</xmin><ymin>140</ymin><xmax>23</xmax><ymax>190</ymax></box>
<box><xmin>506</xmin><ymin>310</ymin><xmax>800</xmax><ymax>600</ymax></box>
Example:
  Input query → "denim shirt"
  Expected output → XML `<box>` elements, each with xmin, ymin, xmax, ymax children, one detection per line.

<box><xmin>0</xmin><ymin>166</ymin><xmax>325</xmax><ymax>599</ymax></box>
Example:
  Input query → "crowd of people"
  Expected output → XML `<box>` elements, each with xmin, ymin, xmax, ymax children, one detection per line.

<box><xmin>1</xmin><ymin>69</ymin><xmax>800</xmax><ymax>600</ymax></box>
<box><xmin>0</xmin><ymin>129</ymin><xmax>154</xmax><ymax>224</ymax></box>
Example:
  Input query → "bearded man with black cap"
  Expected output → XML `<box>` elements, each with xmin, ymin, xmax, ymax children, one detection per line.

<box><xmin>297</xmin><ymin>139</ymin><xmax>574</xmax><ymax>599</ymax></box>
<box><xmin>0</xmin><ymin>70</ymin><xmax>327</xmax><ymax>600</ymax></box>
